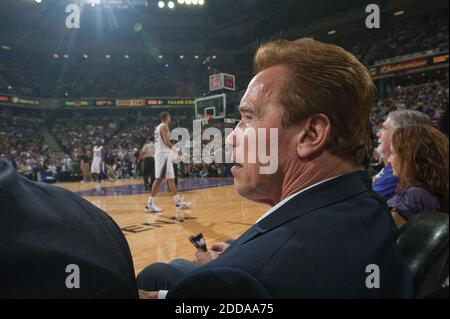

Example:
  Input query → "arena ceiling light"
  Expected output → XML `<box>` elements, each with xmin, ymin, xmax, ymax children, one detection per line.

<box><xmin>64</xmin><ymin>54</ymin><xmax>69</xmax><ymax>59</ymax></box>
<box><xmin>124</xmin><ymin>54</ymin><xmax>130</xmax><ymax>59</ymax></box>
<box><xmin>1</xmin><ymin>45</ymin><xmax>11</xmax><ymax>50</ymax></box>
<box><xmin>82</xmin><ymin>54</ymin><xmax>89</xmax><ymax>59</ymax></box>
<box><xmin>194</xmin><ymin>55</ymin><xmax>199</xmax><ymax>59</ymax></box>
<box><xmin>158</xmin><ymin>55</ymin><xmax>164</xmax><ymax>59</ymax></box>
<box><xmin>168</xmin><ymin>1</ymin><xmax>175</xmax><ymax>9</ymax></box>
<box><xmin>174</xmin><ymin>0</ymin><xmax>205</xmax><ymax>7</ymax></box>
<box><xmin>53</xmin><ymin>53</ymin><xmax>59</xmax><ymax>58</ymax></box>
<box><xmin>105</xmin><ymin>54</ymin><xmax>111</xmax><ymax>59</ymax></box>
<box><xmin>179</xmin><ymin>55</ymin><xmax>185</xmax><ymax>59</ymax></box>
<box><xmin>394</xmin><ymin>10</ymin><xmax>405</xmax><ymax>16</ymax></box>
<box><xmin>158</xmin><ymin>1</ymin><xmax>165</xmax><ymax>8</ymax></box>
<box><xmin>34</xmin><ymin>0</ymin><xmax>42</xmax><ymax>3</ymax></box>
<box><xmin>328</xmin><ymin>30</ymin><xmax>337</xmax><ymax>35</ymax></box>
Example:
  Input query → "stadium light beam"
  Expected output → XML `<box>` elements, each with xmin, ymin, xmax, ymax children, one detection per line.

<box><xmin>86</xmin><ymin>0</ymin><xmax>101</xmax><ymax>5</ymax></box>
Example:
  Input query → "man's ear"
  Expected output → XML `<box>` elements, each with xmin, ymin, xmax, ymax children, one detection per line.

<box><xmin>296</xmin><ymin>113</ymin><xmax>332</xmax><ymax>159</ymax></box>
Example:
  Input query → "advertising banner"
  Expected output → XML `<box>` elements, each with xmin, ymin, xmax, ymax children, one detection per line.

<box><xmin>146</xmin><ymin>98</ymin><xmax>195</xmax><ymax>107</ymax></box>
<box><xmin>61</xmin><ymin>100</ymin><xmax>94</xmax><ymax>107</ymax></box>
<box><xmin>0</xmin><ymin>95</ymin><xmax>10</xmax><ymax>105</ymax></box>
<box><xmin>380</xmin><ymin>58</ymin><xmax>428</xmax><ymax>75</ymax></box>
<box><xmin>95</xmin><ymin>99</ymin><xmax>115</xmax><ymax>107</ymax></box>
<box><xmin>11</xmin><ymin>96</ymin><xmax>40</xmax><ymax>106</ymax></box>
<box><xmin>116</xmin><ymin>99</ymin><xmax>146</xmax><ymax>107</ymax></box>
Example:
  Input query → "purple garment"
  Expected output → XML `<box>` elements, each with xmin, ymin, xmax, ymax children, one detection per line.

<box><xmin>387</xmin><ymin>187</ymin><xmax>441</xmax><ymax>220</ymax></box>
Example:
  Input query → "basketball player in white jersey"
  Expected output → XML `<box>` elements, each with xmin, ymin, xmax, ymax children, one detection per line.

<box><xmin>91</xmin><ymin>139</ymin><xmax>104</xmax><ymax>191</ymax></box>
<box><xmin>145</xmin><ymin>112</ymin><xmax>191</xmax><ymax>212</ymax></box>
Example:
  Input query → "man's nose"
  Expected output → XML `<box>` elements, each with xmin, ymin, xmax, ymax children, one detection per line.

<box><xmin>225</xmin><ymin>128</ymin><xmax>237</xmax><ymax>148</ymax></box>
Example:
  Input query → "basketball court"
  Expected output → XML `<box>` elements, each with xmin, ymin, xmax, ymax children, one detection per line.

<box><xmin>59</xmin><ymin>179</ymin><xmax>267</xmax><ymax>273</ymax></box>
<box><xmin>56</xmin><ymin>71</ymin><xmax>255</xmax><ymax>274</ymax></box>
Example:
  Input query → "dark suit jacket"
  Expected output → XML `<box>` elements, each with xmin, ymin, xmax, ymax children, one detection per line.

<box><xmin>169</xmin><ymin>171</ymin><xmax>414</xmax><ymax>298</ymax></box>
<box><xmin>0</xmin><ymin>160</ymin><xmax>138</xmax><ymax>298</ymax></box>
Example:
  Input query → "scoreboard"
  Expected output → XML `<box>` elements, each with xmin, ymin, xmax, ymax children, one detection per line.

<box><xmin>209</xmin><ymin>73</ymin><xmax>236</xmax><ymax>92</ymax></box>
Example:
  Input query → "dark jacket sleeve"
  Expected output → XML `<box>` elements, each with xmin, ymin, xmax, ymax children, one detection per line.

<box><xmin>167</xmin><ymin>266</ymin><xmax>272</xmax><ymax>299</ymax></box>
<box><xmin>388</xmin><ymin>188</ymin><xmax>441</xmax><ymax>220</ymax></box>
<box><xmin>0</xmin><ymin>160</ymin><xmax>138</xmax><ymax>298</ymax></box>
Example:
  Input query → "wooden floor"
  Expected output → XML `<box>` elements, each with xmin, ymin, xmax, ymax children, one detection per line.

<box><xmin>59</xmin><ymin>179</ymin><xmax>268</xmax><ymax>274</ymax></box>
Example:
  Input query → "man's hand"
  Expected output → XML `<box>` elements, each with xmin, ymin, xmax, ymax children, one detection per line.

<box><xmin>211</xmin><ymin>242</ymin><xmax>231</xmax><ymax>253</ymax></box>
<box><xmin>194</xmin><ymin>250</ymin><xmax>218</xmax><ymax>266</ymax></box>
<box><xmin>194</xmin><ymin>242</ymin><xmax>231</xmax><ymax>266</ymax></box>
<box><xmin>139</xmin><ymin>290</ymin><xmax>159</xmax><ymax>299</ymax></box>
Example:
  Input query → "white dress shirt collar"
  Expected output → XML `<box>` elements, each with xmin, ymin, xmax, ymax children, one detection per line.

<box><xmin>256</xmin><ymin>175</ymin><xmax>343</xmax><ymax>224</ymax></box>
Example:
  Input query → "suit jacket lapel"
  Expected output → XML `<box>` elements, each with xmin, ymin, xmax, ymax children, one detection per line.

<box><xmin>228</xmin><ymin>223</ymin><xmax>264</xmax><ymax>249</ymax></box>
<box><xmin>228</xmin><ymin>171</ymin><xmax>371</xmax><ymax>249</ymax></box>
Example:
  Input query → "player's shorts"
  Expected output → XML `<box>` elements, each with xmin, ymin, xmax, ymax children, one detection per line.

<box><xmin>154</xmin><ymin>152</ymin><xmax>175</xmax><ymax>179</ymax></box>
<box><xmin>90</xmin><ymin>158</ymin><xmax>102</xmax><ymax>174</ymax></box>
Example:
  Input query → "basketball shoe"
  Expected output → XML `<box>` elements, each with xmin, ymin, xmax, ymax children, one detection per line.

<box><xmin>175</xmin><ymin>195</ymin><xmax>192</xmax><ymax>209</ymax></box>
<box><xmin>145</xmin><ymin>197</ymin><xmax>163</xmax><ymax>213</ymax></box>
